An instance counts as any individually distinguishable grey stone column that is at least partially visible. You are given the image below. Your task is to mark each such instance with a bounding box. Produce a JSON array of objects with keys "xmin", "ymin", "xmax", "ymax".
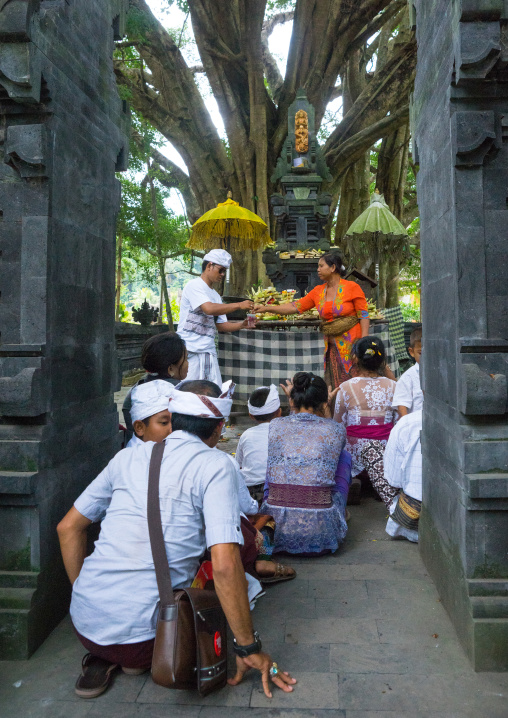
[
  {"xmin": 413, "ymin": 0, "xmax": 508, "ymax": 671},
  {"xmin": 0, "ymin": 1, "xmax": 129, "ymax": 658}
]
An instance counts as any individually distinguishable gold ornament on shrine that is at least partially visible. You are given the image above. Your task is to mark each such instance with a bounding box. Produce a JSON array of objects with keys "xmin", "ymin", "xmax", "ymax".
[{"xmin": 294, "ymin": 109, "xmax": 308, "ymax": 153}]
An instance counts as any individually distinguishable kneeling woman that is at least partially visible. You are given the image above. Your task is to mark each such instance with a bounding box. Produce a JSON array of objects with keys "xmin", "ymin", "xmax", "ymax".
[{"xmin": 260, "ymin": 373, "xmax": 349, "ymax": 556}]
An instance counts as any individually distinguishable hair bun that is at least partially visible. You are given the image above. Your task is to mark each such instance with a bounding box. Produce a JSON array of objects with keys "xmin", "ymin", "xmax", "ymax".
[{"xmin": 293, "ymin": 372, "xmax": 312, "ymax": 390}]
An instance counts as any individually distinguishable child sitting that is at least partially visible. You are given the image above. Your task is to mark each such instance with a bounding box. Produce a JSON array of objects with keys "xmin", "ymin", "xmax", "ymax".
[
  {"xmin": 236, "ymin": 385, "xmax": 282, "ymax": 502},
  {"xmin": 127, "ymin": 380, "xmax": 174, "ymax": 447},
  {"xmin": 384, "ymin": 409, "xmax": 423, "ymax": 542},
  {"xmin": 392, "ymin": 327, "xmax": 423, "ymax": 416},
  {"xmin": 123, "ymin": 332, "xmax": 188, "ymax": 441}
]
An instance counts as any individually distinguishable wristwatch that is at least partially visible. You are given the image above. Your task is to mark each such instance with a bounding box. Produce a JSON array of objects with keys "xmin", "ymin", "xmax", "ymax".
[{"xmin": 233, "ymin": 631, "xmax": 262, "ymax": 657}]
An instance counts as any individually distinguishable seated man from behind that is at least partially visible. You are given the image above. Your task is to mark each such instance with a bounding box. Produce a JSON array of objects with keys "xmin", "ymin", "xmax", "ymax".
[
  {"xmin": 384, "ymin": 409, "xmax": 423, "ymax": 543},
  {"xmin": 236, "ymin": 385, "xmax": 282, "ymax": 502},
  {"xmin": 392, "ymin": 327, "xmax": 423, "ymax": 417},
  {"xmin": 57, "ymin": 382, "xmax": 296, "ymax": 700}
]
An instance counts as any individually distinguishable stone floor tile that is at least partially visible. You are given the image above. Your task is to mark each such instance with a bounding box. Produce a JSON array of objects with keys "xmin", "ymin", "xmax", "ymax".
[
  {"xmin": 338, "ymin": 673, "xmax": 508, "ymax": 714},
  {"xmin": 287, "ymin": 563, "xmax": 355, "ymax": 581},
  {"xmin": 135, "ymin": 674, "xmax": 254, "ymax": 706},
  {"xmin": 345, "ymin": 713, "xmax": 476, "ymax": 718},
  {"xmin": 254, "ymin": 596, "xmax": 317, "ymax": 619},
  {"xmin": 375, "ymin": 618, "xmax": 457, "ymax": 647},
  {"xmin": 250, "ymin": 671, "xmax": 339, "ymax": 709},
  {"xmin": 260, "ymin": 642, "xmax": 330, "ymax": 673},
  {"xmin": 0, "ymin": 698, "xmax": 92, "ymax": 718},
  {"xmin": 339, "ymin": 540, "xmax": 420, "ymax": 566},
  {"xmin": 351, "ymin": 564, "xmax": 428, "ymax": 580},
  {"xmin": 88, "ymin": 704, "xmax": 201, "ymax": 717},
  {"xmin": 250, "ymin": 611, "xmax": 286, "ymax": 644},
  {"xmin": 285, "ymin": 617, "xmax": 379, "ymax": 645},
  {"xmin": 329, "ymin": 640, "xmax": 471, "ymax": 675},
  {"xmin": 201, "ymin": 709, "xmax": 345, "ymax": 718},
  {"xmin": 309, "ymin": 579, "xmax": 367, "ymax": 601},
  {"xmin": 366, "ymin": 579, "xmax": 439, "ymax": 601},
  {"xmin": 262, "ymin": 578, "xmax": 309, "ymax": 600},
  {"xmin": 315, "ymin": 598, "xmax": 385, "ymax": 619}
]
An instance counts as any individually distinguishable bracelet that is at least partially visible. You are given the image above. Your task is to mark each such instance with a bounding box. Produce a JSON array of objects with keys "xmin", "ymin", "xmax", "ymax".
[{"xmin": 233, "ymin": 631, "xmax": 262, "ymax": 657}]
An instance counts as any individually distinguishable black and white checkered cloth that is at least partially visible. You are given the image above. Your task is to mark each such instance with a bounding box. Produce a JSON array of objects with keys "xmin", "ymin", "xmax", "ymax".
[
  {"xmin": 382, "ymin": 306, "xmax": 409, "ymax": 363},
  {"xmin": 218, "ymin": 323, "xmax": 399, "ymax": 404}
]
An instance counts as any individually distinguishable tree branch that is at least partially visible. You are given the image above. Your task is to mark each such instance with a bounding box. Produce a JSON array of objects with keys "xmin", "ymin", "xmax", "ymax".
[
  {"xmin": 260, "ymin": 12, "xmax": 294, "ymax": 103},
  {"xmin": 327, "ymin": 103, "xmax": 410, "ymax": 180}
]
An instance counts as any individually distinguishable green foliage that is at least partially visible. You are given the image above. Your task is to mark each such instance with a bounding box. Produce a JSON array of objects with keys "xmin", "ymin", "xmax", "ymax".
[
  {"xmin": 400, "ymin": 302, "xmax": 420, "ymax": 322},
  {"xmin": 266, "ymin": 0, "xmax": 295, "ymax": 11}
]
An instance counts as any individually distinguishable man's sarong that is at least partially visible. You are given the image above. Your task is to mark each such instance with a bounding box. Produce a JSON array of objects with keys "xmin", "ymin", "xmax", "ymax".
[
  {"xmin": 391, "ymin": 491, "xmax": 421, "ymax": 532},
  {"xmin": 187, "ymin": 351, "xmax": 222, "ymax": 385}
]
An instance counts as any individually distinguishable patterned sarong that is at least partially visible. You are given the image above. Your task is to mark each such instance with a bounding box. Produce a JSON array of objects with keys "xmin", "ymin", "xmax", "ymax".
[{"xmin": 391, "ymin": 491, "xmax": 421, "ymax": 531}]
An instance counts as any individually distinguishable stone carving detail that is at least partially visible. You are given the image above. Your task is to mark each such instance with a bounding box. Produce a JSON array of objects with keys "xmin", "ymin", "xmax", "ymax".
[
  {"xmin": 452, "ymin": 110, "xmax": 497, "ymax": 165},
  {"xmin": 0, "ymin": 0, "xmax": 42, "ymax": 102},
  {"xmin": 0, "ymin": 366, "xmax": 48, "ymax": 416},
  {"xmin": 4, "ymin": 123, "xmax": 47, "ymax": 176},
  {"xmin": 456, "ymin": 21, "xmax": 501, "ymax": 81},
  {"xmin": 294, "ymin": 109, "xmax": 308, "ymax": 153},
  {"xmin": 460, "ymin": 363, "xmax": 507, "ymax": 415}
]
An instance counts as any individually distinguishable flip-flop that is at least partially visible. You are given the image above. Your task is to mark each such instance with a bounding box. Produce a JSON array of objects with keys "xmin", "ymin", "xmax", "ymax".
[
  {"xmin": 259, "ymin": 563, "xmax": 296, "ymax": 585},
  {"xmin": 75, "ymin": 653, "xmax": 119, "ymax": 698}
]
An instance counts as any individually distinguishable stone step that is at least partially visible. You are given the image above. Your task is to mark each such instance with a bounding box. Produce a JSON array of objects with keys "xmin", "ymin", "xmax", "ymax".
[
  {"xmin": 0, "ymin": 587, "xmax": 34, "ymax": 610},
  {"xmin": 470, "ymin": 596, "xmax": 508, "ymax": 619},
  {"xmin": 467, "ymin": 579, "xmax": 508, "ymax": 597},
  {"xmin": 0, "ymin": 470, "xmax": 38, "ymax": 494},
  {"xmin": 0, "ymin": 607, "xmax": 30, "ymax": 659},
  {"xmin": 0, "ymin": 571, "xmax": 39, "ymax": 588},
  {"xmin": 0, "ymin": 440, "xmax": 39, "ymax": 473}
]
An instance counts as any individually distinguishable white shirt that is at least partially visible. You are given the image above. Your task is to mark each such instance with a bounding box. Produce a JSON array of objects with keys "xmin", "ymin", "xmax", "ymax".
[
  {"xmin": 71, "ymin": 432, "xmax": 242, "ymax": 645},
  {"xmin": 226, "ymin": 454, "xmax": 259, "ymax": 515},
  {"xmin": 177, "ymin": 277, "xmax": 227, "ymax": 354},
  {"xmin": 236, "ymin": 422, "xmax": 270, "ymax": 487},
  {"xmin": 392, "ymin": 363, "xmax": 423, "ymax": 413},
  {"xmin": 383, "ymin": 410, "xmax": 422, "ymax": 501}
]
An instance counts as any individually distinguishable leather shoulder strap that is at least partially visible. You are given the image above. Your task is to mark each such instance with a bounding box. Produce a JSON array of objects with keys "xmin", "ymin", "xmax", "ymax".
[{"xmin": 147, "ymin": 441, "xmax": 175, "ymax": 607}]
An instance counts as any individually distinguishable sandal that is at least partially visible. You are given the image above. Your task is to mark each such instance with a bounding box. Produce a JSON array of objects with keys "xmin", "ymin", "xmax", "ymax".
[
  {"xmin": 75, "ymin": 653, "xmax": 119, "ymax": 698},
  {"xmin": 259, "ymin": 562, "xmax": 296, "ymax": 585}
]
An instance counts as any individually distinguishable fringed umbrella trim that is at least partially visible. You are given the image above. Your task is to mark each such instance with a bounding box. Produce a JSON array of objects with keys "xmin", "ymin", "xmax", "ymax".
[{"xmin": 186, "ymin": 218, "xmax": 271, "ymax": 251}]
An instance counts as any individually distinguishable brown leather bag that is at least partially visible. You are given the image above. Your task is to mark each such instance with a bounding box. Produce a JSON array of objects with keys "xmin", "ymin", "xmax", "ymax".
[{"xmin": 147, "ymin": 441, "xmax": 227, "ymax": 696}]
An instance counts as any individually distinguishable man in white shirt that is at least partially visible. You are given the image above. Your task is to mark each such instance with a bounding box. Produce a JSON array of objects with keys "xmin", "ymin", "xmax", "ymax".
[
  {"xmin": 384, "ymin": 409, "xmax": 423, "ymax": 542},
  {"xmin": 392, "ymin": 327, "xmax": 423, "ymax": 416},
  {"xmin": 177, "ymin": 249, "xmax": 254, "ymax": 385},
  {"xmin": 57, "ymin": 382, "xmax": 296, "ymax": 699},
  {"xmin": 236, "ymin": 385, "xmax": 282, "ymax": 501}
]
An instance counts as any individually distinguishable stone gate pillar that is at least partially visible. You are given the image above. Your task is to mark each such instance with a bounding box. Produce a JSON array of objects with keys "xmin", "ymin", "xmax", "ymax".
[
  {"xmin": 413, "ymin": 0, "xmax": 508, "ymax": 670},
  {"xmin": 0, "ymin": 0, "xmax": 129, "ymax": 658}
]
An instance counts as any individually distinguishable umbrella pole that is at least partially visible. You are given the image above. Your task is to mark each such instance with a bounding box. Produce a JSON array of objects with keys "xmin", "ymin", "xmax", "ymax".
[{"xmin": 375, "ymin": 231, "xmax": 380, "ymax": 306}]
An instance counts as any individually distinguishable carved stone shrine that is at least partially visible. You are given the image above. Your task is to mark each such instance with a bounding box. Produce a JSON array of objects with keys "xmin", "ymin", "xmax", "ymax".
[
  {"xmin": 264, "ymin": 88, "xmax": 332, "ymax": 296},
  {"xmin": 0, "ymin": 0, "xmax": 129, "ymax": 658},
  {"xmin": 413, "ymin": 0, "xmax": 508, "ymax": 670}
]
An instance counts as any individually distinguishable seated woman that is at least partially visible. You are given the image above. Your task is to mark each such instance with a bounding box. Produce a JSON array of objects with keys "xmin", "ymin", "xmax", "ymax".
[
  {"xmin": 260, "ymin": 372, "xmax": 348, "ymax": 556},
  {"xmin": 333, "ymin": 336, "xmax": 398, "ymax": 506}
]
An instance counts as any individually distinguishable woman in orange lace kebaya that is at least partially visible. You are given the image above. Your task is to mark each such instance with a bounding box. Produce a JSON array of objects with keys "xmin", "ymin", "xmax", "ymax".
[{"xmin": 253, "ymin": 253, "xmax": 370, "ymax": 388}]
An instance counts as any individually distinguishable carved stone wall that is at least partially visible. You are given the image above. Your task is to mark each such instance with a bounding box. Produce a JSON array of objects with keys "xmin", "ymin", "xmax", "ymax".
[
  {"xmin": 0, "ymin": 0, "xmax": 129, "ymax": 658},
  {"xmin": 413, "ymin": 0, "xmax": 508, "ymax": 671}
]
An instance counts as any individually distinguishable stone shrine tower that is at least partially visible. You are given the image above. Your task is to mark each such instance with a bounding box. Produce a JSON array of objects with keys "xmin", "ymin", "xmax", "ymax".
[{"xmin": 263, "ymin": 89, "xmax": 332, "ymax": 296}]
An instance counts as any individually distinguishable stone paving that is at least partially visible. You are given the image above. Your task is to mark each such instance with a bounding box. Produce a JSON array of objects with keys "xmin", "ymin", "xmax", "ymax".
[{"xmin": 1, "ymin": 405, "xmax": 508, "ymax": 717}]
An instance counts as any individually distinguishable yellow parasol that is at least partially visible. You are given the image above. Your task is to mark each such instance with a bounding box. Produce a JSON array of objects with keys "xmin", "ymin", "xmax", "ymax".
[{"xmin": 186, "ymin": 197, "xmax": 271, "ymax": 252}]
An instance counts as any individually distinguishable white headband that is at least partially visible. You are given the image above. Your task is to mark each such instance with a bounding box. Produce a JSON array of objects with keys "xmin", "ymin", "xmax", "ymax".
[
  {"xmin": 203, "ymin": 249, "xmax": 232, "ymax": 268},
  {"xmin": 130, "ymin": 380, "xmax": 175, "ymax": 423},
  {"xmin": 247, "ymin": 384, "xmax": 280, "ymax": 416},
  {"xmin": 168, "ymin": 381, "xmax": 235, "ymax": 420}
]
